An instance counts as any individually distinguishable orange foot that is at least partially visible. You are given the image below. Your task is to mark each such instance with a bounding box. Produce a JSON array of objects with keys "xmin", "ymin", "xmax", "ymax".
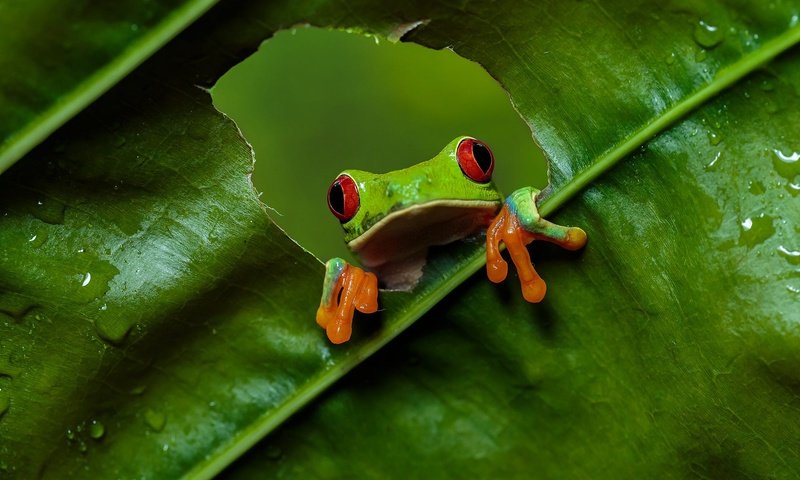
[
  {"xmin": 486, "ymin": 187, "xmax": 587, "ymax": 302},
  {"xmin": 316, "ymin": 258, "xmax": 378, "ymax": 344}
]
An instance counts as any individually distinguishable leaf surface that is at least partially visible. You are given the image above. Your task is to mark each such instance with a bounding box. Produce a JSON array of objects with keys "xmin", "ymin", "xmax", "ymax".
[
  {"xmin": 0, "ymin": 1, "xmax": 798, "ymax": 479},
  {"xmin": 0, "ymin": 0, "xmax": 219, "ymax": 173}
]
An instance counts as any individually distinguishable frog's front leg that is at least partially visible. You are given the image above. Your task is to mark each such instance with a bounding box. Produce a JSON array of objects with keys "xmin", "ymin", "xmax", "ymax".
[
  {"xmin": 486, "ymin": 187, "xmax": 587, "ymax": 302},
  {"xmin": 316, "ymin": 258, "xmax": 378, "ymax": 344}
]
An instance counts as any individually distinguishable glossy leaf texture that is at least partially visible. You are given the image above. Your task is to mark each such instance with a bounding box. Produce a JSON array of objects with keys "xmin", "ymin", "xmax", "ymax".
[
  {"xmin": 229, "ymin": 52, "xmax": 800, "ymax": 480},
  {"xmin": 0, "ymin": 1, "xmax": 798, "ymax": 479},
  {"xmin": 0, "ymin": 0, "xmax": 219, "ymax": 173}
]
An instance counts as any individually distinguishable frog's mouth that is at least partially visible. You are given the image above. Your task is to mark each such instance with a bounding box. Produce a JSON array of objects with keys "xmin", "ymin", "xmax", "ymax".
[{"xmin": 348, "ymin": 199, "xmax": 500, "ymax": 290}]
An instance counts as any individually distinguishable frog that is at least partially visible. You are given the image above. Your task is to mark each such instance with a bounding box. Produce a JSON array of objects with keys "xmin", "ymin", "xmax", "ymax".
[{"xmin": 316, "ymin": 136, "xmax": 587, "ymax": 344}]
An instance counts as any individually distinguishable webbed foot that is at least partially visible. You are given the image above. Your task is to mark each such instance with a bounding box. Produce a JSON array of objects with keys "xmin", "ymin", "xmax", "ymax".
[
  {"xmin": 316, "ymin": 258, "xmax": 378, "ymax": 344},
  {"xmin": 486, "ymin": 187, "xmax": 587, "ymax": 302}
]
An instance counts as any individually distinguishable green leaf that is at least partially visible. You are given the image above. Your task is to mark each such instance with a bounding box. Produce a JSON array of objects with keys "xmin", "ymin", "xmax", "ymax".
[
  {"xmin": 0, "ymin": 0, "xmax": 219, "ymax": 174},
  {"xmin": 1, "ymin": 1, "xmax": 799, "ymax": 479},
  {"xmin": 224, "ymin": 1, "xmax": 800, "ymax": 478}
]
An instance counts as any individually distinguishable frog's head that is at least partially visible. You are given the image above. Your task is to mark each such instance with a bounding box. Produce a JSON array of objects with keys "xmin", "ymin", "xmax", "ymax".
[{"xmin": 326, "ymin": 136, "xmax": 504, "ymax": 272}]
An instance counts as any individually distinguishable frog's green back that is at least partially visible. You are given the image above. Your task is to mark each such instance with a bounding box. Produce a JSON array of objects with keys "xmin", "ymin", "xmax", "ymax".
[{"xmin": 337, "ymin": 136, "xmax": 504, "ymax": 243}]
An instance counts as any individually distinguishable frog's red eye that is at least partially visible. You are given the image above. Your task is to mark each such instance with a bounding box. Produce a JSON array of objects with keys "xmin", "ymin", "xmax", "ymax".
[
  {"xmin": 457, "ymin": 138, "xmax": 494, "ymax": 183},
  {"xmin": 327, "ymin": 174, "xmax": 360, "ymax": 222}
]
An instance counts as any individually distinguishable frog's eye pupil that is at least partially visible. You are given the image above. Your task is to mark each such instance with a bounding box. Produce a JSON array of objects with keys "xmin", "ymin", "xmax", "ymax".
[
  {"xmin": 456, "ymin": 138, "xmax": 494, "ymax": 183},
  {"xmin": 327, "ymin": 174, "xmax": 359, "ymax": 222},
  {"xmin": 472, "ymin": 143, "xmax": 492, "ymax": 173},
  {"xmin": 329, "ymin": 182, "xmax": 345, "ymax": 213}
]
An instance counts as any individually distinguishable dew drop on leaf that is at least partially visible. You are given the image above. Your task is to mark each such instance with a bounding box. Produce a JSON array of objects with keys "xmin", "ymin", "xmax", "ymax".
[
  {"xmin": 748, "ymin": 180, "xmax": 766, "ymax": 195},
  {"xmin": 693, "ymin": 20, "xmax": 724, "ymax": 48},
  {"xmin": 74, "ymin": 260, "xmax": 120, "ymax": 303},
  {"xmin": 695, "ymin": 49, "xmax": 707, "ymax": 62},
  {"xmin": 28, "ymin": 227, "xmax": 47, "ymax": 248},
  {"xmin": 739, "ymin": 214, "xmax": 776, "ymax": 248},
  {"xmin": 145, "ymin": 409, "xmax": 166, "ymax": 432},
  {"xmin": 772, "ymin": 149, "xmax": 799, "ymax": 182},
  {"xmin": 704, "ymin": 151, "xmax": 722, "ymax": 171},
  {"xmin": 94, "ymin": 316, "xmax": 133, "ymax": 345},
  {"xmin": 89, "ymin": 420, "xmax": 105, "ymax": 439},
  {"xmin": 30, "ymin": 197, "xmax": 65, "ymax": 225},
  {"xmin": 777, "ymin": 246, "xmax": 800, "ymax": 266}
]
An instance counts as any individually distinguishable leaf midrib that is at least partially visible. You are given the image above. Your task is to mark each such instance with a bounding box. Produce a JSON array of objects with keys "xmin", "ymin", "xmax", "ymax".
[
  {"xmin": 0, "ymin": 0, "xmax": 221, "ymax": 176},
  {"xmin": 542, "ymin": 24, "xmax": 800, "ymax": 216},
  {"xmin": 186, "ymin": 23, "xmax": 800, "ymax": 480}
]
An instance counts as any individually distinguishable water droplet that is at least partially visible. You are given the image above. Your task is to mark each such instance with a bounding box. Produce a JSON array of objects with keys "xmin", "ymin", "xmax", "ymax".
[
  {"xmin": 30, "ymin": 197, "xmax": 65, "ymax": 225},
  {"xmin": 778, "ymin": 246, "xmax": 800, "ymax": 266},
  {"xmin": 761, "ymin": 79, "xmax": 775, "ymax": 91},
  {"xmin": 694, "ymin": 49, "xmax": 707, "ymax": 62},
  {"xmin": 705, "ymin": 151, "xmax": 722, "ymax": 171},
  {"xmin": 145, "ymin": 409, "xmax": 166, "ymax": 432},
  {"xmin": 74, "ymin": 259, "xmax": 120, "ymax": 304},
  {"xmin": 708, "ymin": 131, "xmax": 722, "ymax": 145},
  {"xmin": 666, "ymin": 53, "xmax": 676, "ymax": 65},
  {"xmin": 66, "ymin": 428, "xmax": 75, "ymax": 440},
  {"xmin": 95, "ymin": 316, "xmax": 133, "ymax": 345},
  {"xmin": 27, "ymin": 227, "xmax": 47, "ymax": 248},
  {"xmin": 748, "ymin": 180, "xmax": 766, "ymax": 195},
  {"xmin": 89, "ymin": 420, "xmax": 105, "ymax": 439},
  {"xmin": 162, "ymin": 443, "xmax": 170, "ymax": 452},
  {"xmin": 113, "ymin": 135, "xmax": 126, "ymax": 147},
  {"xmin": 772, "ymin": 149, "xmax": 799, "ymax": 182},
  {"xmin": 131, "ymin": 23, "xmax": 139, "ymax": 31},
  {"xmin": 788, "ymin": 285, "xmax": 800, "ymax": 294},
  {"xmin": 78, "ymin": 440, "xmax": 88, "ymax": 453},
  {"xmin": 694, "ymin": 20, "xmax": 724, "ymax": 48},
  {"xmin": 0, "ymin": 297, "xmax": 37, "ymax": 324},
  {"xmin": 739, "ymin": 214, "xmax": 775, "ymax": 248}
]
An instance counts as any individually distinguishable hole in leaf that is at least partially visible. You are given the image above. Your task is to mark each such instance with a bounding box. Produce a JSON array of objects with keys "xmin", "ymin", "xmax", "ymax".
[{"xmin": 212, "ymin": 26, "xmax": 544, "ymax": 263}]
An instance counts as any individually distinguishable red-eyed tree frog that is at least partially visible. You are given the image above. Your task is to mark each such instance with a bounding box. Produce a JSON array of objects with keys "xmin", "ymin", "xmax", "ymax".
[{"xmin": 316, "ymin": 136, "xmax": 587, "ymax": 344}]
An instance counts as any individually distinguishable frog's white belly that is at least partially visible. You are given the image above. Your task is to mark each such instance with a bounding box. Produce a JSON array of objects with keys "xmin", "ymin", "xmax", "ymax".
[{"xmin": 348, "ymin": 200, "xmax": 499, "ymax": 290}]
